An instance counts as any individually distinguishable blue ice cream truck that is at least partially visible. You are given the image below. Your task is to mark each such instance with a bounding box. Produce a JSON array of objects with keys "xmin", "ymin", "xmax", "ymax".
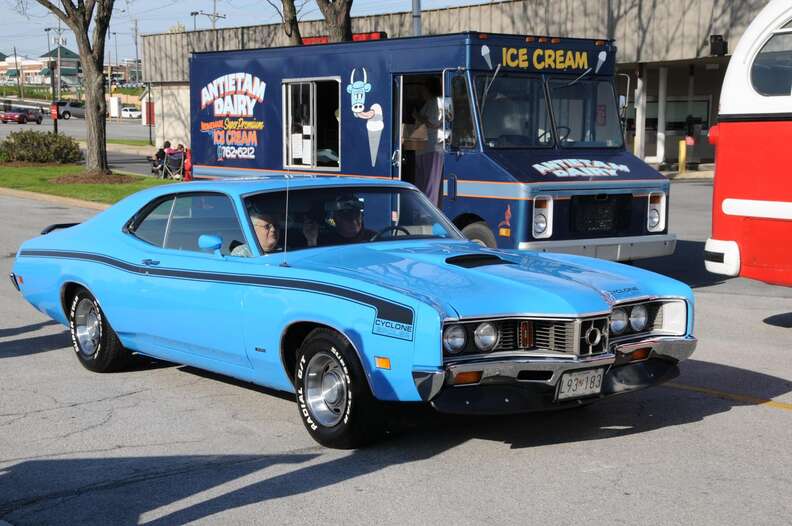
[{"xmin": 190, "ymin": 32, "xmax": 675, "ymax": 259}]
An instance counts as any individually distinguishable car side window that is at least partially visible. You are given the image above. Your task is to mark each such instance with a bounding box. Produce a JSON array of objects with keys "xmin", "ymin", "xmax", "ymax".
[
  {"xmin": 751, "ymin": 31, "xmax": 792, "ymax": 96},
  {"xmin": 130, "ymin": 197, "xmax": 175, "ymax": 247},
  {"xmin": 163, "ymin": 193, "xmax": 246, "ymax": 255}
]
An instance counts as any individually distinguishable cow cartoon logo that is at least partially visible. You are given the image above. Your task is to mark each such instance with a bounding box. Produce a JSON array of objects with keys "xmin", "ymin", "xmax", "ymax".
[{"xmin": 346, "ymin": 67, "xmax": 383, "ymax": 167}]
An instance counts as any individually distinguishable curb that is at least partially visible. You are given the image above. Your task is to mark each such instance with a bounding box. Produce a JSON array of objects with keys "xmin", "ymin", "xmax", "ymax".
[
  {"xmin": 78, "ymin": 141, "xmax": 153, "ymax": 157},
  {"xmin": 0, "ymin": 187, "xmax": 109, "ymax": 211}
]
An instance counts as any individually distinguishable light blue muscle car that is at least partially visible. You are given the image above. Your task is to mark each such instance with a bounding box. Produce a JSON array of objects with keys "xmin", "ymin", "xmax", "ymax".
[{"xmin": 11, "ymin": 177, "xmax": 696, "ymax": 448}]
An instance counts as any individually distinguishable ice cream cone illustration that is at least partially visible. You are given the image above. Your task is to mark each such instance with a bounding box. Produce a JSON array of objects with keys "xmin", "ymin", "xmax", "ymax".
[
  {"xmin": 481, "ymin": 45, "xmax": 493, "ymax": 69},
  {"xmin": 595, "ymin": 50, "xmax": 607, "ymax": 73},
  {"xmin": 366, "ymin": 103, "xmax": 384, "ymax": 167}
]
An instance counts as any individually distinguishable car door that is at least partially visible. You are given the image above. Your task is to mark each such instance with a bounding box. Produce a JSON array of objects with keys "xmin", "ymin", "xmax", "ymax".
[{"xmin": 126, "ymin": 191, "xmax": 252, "ymax": 369}]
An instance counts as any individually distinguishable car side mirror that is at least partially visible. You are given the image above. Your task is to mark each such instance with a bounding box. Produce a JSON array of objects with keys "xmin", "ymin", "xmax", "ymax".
[{"xmin": 198, "ymin": 234, "xmax": 223, "ymax": 256}]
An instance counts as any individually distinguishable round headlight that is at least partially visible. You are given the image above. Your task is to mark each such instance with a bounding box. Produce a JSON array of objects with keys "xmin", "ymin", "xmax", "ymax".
[
  {"xmin": 443, "ymin": 325, "xmax": 467, "ymax": 354},
  {"xmin": 648, "ymin": 208, "xmax": 661, "ymax": 228},
  {"xmin": 473, "ymin": 322, "xmax": 499, "ymax": 352},
  {"xmin": 534, "ymin": 213, "xmax": 547, "ymax": 234},
  {"xmin": 610, "ymin": 308, "xmax": 628, "ymax": 335},
  {"xmin": 629, "ymin": 304, "xmax": 649, "ymax": 332}
]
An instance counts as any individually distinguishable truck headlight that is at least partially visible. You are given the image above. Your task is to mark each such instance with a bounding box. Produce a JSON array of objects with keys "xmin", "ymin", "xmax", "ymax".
[
  {"xmin": 532, "ymin": 196, "xmax": 553, "ymax": 239},
  {"xmin": 533, "ymin": 213, "xmax": 547, "ymax": 234},
  {"xmin": 443, "ymin": 325, "xmax": 467, "ymax": 354},
  {"xmin": 473, "ymin": 322, "xmax": 499, "ymax": 352},
  {"xmin": 629, "ymin": 304, "xmax": 648, "ymax": 332},
  {"xmin": 647, "ymin": 192, "xmax": 666, "ymax": 232},
  {"xmin": 610, "ymin": 308, "xmax": 628, "ymax": 335},
  {"xmin": 648, "ymin": 208, "xmax": 661, "ymax": 228}
]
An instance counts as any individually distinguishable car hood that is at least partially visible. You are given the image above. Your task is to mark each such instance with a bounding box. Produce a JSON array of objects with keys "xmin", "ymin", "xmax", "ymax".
[{"xmin": 293, "ymin": 241, "xmax": 689, "ymax": 319}]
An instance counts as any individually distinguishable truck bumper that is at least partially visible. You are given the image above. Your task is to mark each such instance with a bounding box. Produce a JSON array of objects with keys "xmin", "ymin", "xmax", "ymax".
[
  {"xmin": 412, "ymin": 336, "xmax": 696, "ymax": 415},
  {"xmin": 517, "ymin": 234, "xmax": 676, "ymax": 261},
  {"xmin": 704, "ymin": 238, "xmax": 740, "ymax": 276}
]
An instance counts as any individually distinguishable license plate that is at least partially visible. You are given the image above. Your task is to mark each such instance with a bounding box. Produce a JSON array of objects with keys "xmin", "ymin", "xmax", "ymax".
[{"xmin": 557, "ymin": 368, "xmax": 604, "ymax": 401}]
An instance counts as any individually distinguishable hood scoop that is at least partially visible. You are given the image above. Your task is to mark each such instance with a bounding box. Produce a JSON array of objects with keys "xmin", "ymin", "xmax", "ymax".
[{"xmin": 445, "ymin": 253, "xmax": 512, "ymax": 269}]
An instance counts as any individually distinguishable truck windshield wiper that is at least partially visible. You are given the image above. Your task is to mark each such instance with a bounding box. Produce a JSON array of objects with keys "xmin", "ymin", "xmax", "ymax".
[
  {"xmin": 553, "ymin": 67, "xmax": 592, "ymax": 90},
  {"xmin": 479, "ymin": 63, "xmax": 502, "ymax": 115}
]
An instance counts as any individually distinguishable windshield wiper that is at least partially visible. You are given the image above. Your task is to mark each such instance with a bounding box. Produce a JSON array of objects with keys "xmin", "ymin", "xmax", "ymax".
[
  {"xmin": 553, "ymin": 67, "xmax": 592, "ymax": 90},
  {"xmin": 479, "ymin": 63, "xmax": 502, "ymax": 115}
]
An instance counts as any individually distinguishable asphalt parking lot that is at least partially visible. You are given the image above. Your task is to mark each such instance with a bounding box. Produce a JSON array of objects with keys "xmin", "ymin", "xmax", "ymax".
[
  {"xmin": 0, "ymin": 117, "xmax": 151, "ymax": 142},
  {"xmin": 1, "ymin": 180, "xmax": 791, "ymax": 525}
]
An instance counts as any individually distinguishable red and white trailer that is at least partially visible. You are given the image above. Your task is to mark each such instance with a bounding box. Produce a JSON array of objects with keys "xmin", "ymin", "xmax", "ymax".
[{"xmin": 706, "ymin": 0, "xmax": 792, "ymax": 286}]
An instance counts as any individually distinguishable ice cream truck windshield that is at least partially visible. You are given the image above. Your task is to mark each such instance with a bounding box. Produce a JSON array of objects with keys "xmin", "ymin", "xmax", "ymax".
[{"xmin": 475, "ymin": 73, "xmax": 624, "ymax": 149}]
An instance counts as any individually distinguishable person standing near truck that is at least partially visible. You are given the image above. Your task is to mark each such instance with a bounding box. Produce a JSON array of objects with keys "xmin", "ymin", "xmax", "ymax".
[{"xmin": 413, "ymin": 81, "xmax": 445, "ymax": 205}]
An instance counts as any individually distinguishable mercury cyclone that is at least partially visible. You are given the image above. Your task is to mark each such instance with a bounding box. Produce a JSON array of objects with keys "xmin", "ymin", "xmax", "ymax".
[{"xmin": 10, "ymin": 177, "xmax": 696, "ymax": 448}]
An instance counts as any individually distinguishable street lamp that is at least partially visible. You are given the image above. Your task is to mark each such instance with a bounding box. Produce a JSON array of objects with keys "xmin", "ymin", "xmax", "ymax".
[{"xmin": 191, "ymin": 11, "xmax": 199, "ymax": 31}]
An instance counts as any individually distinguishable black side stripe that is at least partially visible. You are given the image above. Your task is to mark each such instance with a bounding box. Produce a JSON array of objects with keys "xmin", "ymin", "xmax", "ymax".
[{"xmin": 19, "ymin": 249, "xmax": 414, "ymax": 325}]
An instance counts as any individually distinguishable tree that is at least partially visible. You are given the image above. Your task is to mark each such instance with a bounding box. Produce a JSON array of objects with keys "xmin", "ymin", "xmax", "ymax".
[
  {"xmin": 167, "ymin": 22, "xmax": 187, "ymax": 34},
  {"xmin": 266, "ymin": 0, "xmax": 306, "ymax": 46},
  {"xmin": 17, "ymin": 0, "xmax": 116, "ymax": 173},
  {"xmin": 316, "ymin": 0, "xmax": 353, "ymax": 43}
]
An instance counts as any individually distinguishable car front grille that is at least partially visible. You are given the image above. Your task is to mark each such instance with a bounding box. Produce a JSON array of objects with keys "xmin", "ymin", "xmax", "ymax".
[{"xmin": 495, "ymin": 319, "xmax": 577, "ymax": 354}]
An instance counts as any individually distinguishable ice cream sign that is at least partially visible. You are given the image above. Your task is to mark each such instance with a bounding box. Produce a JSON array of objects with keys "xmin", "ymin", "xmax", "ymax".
[
  {"xmin": 480, "ymin": 45, "xmax": 608, "ymax": 73},
  {"xmin": 199, "ymin": 72, "xmax": 266, "ymax": 161}
]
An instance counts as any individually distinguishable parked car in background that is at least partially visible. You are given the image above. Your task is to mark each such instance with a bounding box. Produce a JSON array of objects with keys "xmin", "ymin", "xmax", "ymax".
[
  {"xmin": 121, "ymin": 106, "xmax": 142, "ymax": 119},
  {"xmin": 11, "ymin": 177, "xmax": 697, "ymax": 448},
  {"xmin": 0, "ymin": 108, "xmax": 42, "ymax": 124},
  {"xmin": 55, "ymin": 100, "xmax": 85, "ymax": 119}
]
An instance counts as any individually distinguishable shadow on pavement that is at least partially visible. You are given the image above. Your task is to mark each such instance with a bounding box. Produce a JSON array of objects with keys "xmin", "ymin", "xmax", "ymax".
[
  {"xmin": 0, "ymin": 320, "xmax": 58, "ymax": 339},
  {"xmin": 763, "ymin": 312, "xmax": 792, "ymax": 329},
  {"xmin": 1, "ymin": 359, "xmax": 780, "ymax": 525},
  {"xmin": 635, "ymin": 240, "xmax": 731, "ymax": 289},
  {"xmin": 0, "ymin": 330, "xmax": 71, "ymax": 358}
]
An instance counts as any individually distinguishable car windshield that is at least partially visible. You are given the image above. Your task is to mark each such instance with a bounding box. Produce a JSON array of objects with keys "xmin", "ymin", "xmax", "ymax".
[
  {"xmin": 475, "ymin": 74, "xmax": 554, "ymax": 148},
  {"xmin": 242, "ymin": 186, "xmax": 461, "ymax": 253},
  {"xmin": 547, "ymin": 78, "xmax": 623, "ymax": 148}
]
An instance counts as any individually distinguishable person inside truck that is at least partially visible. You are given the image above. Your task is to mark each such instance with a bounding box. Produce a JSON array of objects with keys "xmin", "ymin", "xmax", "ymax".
[{"xmin": 412, "ymin": 80, "xmax": 445, "ymax": 206}]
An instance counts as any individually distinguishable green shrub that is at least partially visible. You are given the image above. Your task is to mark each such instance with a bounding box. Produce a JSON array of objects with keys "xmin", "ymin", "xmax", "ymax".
[{"xmin": 0, "ymin": 130, "xmax": 82, "ymax": 163}]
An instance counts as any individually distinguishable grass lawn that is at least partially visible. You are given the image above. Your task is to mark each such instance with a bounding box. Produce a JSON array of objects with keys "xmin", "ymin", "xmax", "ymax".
[
  {"xmin": 106, "ymin": 138, "xmax": 154, "ymax": 147},
  {"xmin": 0, "ymin": 164, "xmax": 170, "ymax": 204}
]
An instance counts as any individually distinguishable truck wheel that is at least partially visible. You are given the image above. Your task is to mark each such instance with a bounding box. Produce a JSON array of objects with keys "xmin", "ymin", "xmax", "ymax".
[
  {"xmin": 294, "ymin": 328, "xmax": 384, "ymax": 449},
  {"xmin": 62, "ymin": 111, "xmax": 71, "ymax": 120},
  {"xmin": 36, "ymin": 118, "xmax": 42, "ymax": 125},
  {"xmin": 68, "ymin": 288, "xmax": 130, "ymax": 373},
  {"xmin": 461, "ymin": 221, "xmax": 497, "ymax": 248}
]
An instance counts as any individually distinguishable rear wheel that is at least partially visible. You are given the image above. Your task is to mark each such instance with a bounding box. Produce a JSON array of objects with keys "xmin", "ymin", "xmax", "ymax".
[
  {"xmin": 62, "ymin": 111, "xmax": 71, "ymax": 120},
  {"xmin": 461, "ymin": 221, "xmax": 497, "ymax": 248},
  {"xmin": 68, "ymin": 288, "xmax": 130, "ymax": 373},
  {"xmin": 294, "ymin": 328, "xmax": 384, "ymax": 448}
]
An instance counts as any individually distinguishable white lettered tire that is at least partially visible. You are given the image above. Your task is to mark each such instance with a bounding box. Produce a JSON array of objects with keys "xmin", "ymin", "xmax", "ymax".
[
  {"xmin": 295, "ymin": 328, "xmax": 384, "ymax": 448},
  {"xmin": 68, "ymin": 288, "xmax": 130, "ymax": 373}
]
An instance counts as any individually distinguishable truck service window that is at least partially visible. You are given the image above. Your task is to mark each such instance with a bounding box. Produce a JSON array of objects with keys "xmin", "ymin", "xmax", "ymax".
[
  {"xmin": 548, "ymin": 79, "xmax": 623, "ymax": 148},
  {"xmin": 475, "ymin": 74, "xmax": 553, "ymax": 148},
  {"xmin": 284, "ymin": 79, "xmax": 341, "ymax": 168}
]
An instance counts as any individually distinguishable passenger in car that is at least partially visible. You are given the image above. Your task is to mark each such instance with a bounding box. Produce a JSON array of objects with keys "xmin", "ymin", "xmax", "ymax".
[
  {"xmin": 303, "ymin": 194, "xmax": 375, "ymax": 247},
  {"xmin": 231, "ymin": 210, "xmax": 280, "ymax": 257}
]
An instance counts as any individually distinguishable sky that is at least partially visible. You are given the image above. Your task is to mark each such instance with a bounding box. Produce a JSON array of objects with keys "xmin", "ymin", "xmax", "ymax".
[{"xmin": 2, "ymin": 0, "xmax": 492, "ymax": 62}]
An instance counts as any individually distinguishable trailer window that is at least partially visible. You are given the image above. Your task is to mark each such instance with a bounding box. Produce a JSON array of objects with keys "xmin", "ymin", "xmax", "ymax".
[
  {"xmin": 751, "ymin": 32, "xmax": 792, "ymax": 96},
  {"xmin": 475, "ymin": 74, "xmax": 553, "ymax": 148},
  {"xmin": 284, "ymin": 79, "xmax": 341, "ymax": 169},
  {"xmin": 548, "ymin": 79, "xmax": 623, "ymax": 148}
]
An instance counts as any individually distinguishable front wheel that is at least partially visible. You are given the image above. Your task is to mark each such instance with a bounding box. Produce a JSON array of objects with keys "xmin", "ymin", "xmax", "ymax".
[
  {"xmin": 295, "ymin": 328, "xmax": 384, "ymax": 448},
  {"xmin": 461, "ymin": 221, "xmax": 497, "ymax": 248},
  {"xmin": 62, "ymin": 111, "xmax": 71, "ymax": 120},
  {"xmin": 68, "ymin": 288, "xmax": 131, "ymax": 373}
]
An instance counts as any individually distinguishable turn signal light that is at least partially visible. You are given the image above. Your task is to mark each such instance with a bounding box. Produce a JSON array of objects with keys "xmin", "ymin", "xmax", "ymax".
[
  {"xmin": 628, "ymin": 348, "xmax": 652, "ymax": 362},
  {"xmin": 451, "ymin": 371, "xmax": 482, "ymax": 385},
  {"xmin": 375, "ymin": 356, "xmax": 391, "ymax": 370},
  {"xmin": 595, "ymin": 40, "xmax": 606, "ymax": 46},
  {"xmin": 478, "ymin": 33, "xmax": 489, "ymax": 40}
]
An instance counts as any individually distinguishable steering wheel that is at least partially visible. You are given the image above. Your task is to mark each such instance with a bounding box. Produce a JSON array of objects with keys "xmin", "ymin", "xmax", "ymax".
[
  {"xmin": 371, "ymin": 225, "xmax": 411, "ymax": 241},
  {"xmin": 556, "ymin": 126, "xmax": 572, "ymax": 142}
]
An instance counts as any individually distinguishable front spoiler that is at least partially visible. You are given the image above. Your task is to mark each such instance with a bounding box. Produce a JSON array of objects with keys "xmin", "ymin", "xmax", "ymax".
[
  {"xmin": 517, "ymin": 234, "xmax": 677, "ymax": 261},
  {"xmin": 412, "ymin": 336, "xmax": 696, "ymax": 415}
]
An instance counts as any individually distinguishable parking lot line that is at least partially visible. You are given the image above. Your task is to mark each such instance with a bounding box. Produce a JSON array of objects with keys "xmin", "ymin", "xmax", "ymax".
[{"xmin": 665, "ymin": 382, "xmax": 792, "ymax": 412}]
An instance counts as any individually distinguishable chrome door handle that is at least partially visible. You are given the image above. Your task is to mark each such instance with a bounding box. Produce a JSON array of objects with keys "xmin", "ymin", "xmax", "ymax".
[{"xmin": 141, "ymin": 259, "xmax": 160, "ymax": 266}]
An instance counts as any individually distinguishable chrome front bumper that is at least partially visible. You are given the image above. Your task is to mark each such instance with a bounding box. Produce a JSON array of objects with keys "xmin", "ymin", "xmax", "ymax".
[
  {"xmin": 517, "ymin": 234, "xmax": 677, "ymax": 261},
  {"xmin": 412, "ymin": 336, "xmax": 697, "ymax": 403}
]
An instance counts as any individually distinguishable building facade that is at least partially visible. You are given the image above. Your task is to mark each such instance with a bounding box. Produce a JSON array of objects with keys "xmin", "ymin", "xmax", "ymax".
[{"xmin": 142, "ymin": 0, "xmax": 770, "ymax": 164}]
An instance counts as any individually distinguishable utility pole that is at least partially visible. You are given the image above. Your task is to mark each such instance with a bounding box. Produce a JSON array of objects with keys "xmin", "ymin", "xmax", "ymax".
[
  {"xmin": 212, "ymin": 0, "xmax": 218, "ymax": 29},
  {"xmin": 56, "ymin": 18, "xmax": 62, "ymax": 100},
  {"xmin": 133, "ymin": 19, "xmax": 141, "ymax": 84},
  {"xmin": 112, "ymin": 32, "xmax": 119, "ymax": 83},
  {"xmin": 196, "ymin": 4, "xmax": 226, "ymax": 31},
  {"xmin": 412, "ymin": 0, "xmax": 421, "ymax": 36},
  {"xmin": 44, "ymin": 28, "xmax": 57, "ymax": 134},
  {"xmin": 12, "ymin": 45, "xmax": 23, "ymax": 99}
]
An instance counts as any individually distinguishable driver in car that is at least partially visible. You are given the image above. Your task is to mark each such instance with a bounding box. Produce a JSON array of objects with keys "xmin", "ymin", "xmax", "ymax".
[{"xmin": 303, "ymin": 195, "xmax": 375, "ymax": 247}]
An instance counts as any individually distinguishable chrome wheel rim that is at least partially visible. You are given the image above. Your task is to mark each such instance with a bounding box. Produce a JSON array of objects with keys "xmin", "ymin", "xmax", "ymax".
[
  {"xmin": 74, "ymin": 298, "xmax": 101, "ymax": 357},
  {"xmin": 304, "ymin": 351, "xmax": 348, "ymax": 427}
]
